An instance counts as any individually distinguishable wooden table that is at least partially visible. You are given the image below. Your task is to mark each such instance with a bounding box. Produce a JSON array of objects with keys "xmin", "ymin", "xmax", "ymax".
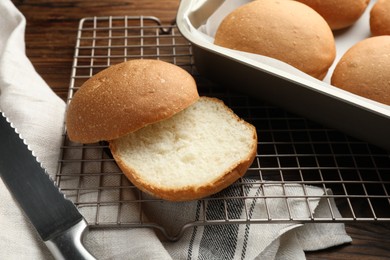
[{"xmin": 11, "ymin": 1, "xmax": 390, "ymax": 259}]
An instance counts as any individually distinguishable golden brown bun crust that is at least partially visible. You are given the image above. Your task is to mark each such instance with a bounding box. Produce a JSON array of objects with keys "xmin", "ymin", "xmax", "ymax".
[
  {"xmin": 112, "ymin": 144, "xmax": 257, "ymax": 201},
  {"xmin": 370, "ymin": 0, "xmax": 390, "ymax": 36},
  {"xmin": 66, "ymin": 59, "xmax": 199, "ymax": 143},
  {"xmin": 331, "ymin": 36, "xmax": 390, "ymax": 106},
  {"xmin": 214, "ymin": 0, "xmax": 336, "ymax": 80},
  {"xmin": 296, "ymin": 0, "xmax": 370, "ymax": 30}
]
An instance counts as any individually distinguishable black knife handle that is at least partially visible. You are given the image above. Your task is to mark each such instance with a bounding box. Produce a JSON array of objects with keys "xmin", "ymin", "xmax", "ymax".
[{"xmin": 45, "ymin": 219, "xmax": 96, "ymax": 260}]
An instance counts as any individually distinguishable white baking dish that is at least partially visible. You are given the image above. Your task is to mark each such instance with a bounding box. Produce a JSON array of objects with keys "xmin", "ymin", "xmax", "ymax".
[{"xmin": 176, "ymin": 0, "xmax": 390, "ymax": 150}]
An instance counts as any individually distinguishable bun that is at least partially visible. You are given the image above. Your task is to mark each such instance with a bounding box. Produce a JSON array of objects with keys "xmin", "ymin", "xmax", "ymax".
[
  {"xmin": 331, "ymin": 36, "xmax": 390, "ymax": 106},
  {"xmin": 109, "ymin": 97, "xmax": 257, "ymax": 201},
  {"xmin": 370, "ymin": 0, "xmax": 390, "ymax": 36},
  {"xmin": 66, "ymin": 60, "xmax": 257, "ymax": 201},
  {"xmin": 66, "ymin": 59, "xmax": 199, "ymax": 143},
  {"xmin": 295, "ymin": 0, "xmax": 370, "ymax": 30},
  {"xmin": 214, "ymin": 0, "xmax": 336, "ymax": 80}
]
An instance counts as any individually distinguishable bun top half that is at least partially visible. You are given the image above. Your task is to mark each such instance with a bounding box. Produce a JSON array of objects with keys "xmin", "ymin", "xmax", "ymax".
[{"xmin": 66, "ymin": 59, "xmax": 199, "ymax": 143}]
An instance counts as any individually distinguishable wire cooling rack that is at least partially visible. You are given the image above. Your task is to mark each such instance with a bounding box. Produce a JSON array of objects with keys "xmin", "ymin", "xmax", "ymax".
[{"xmin": 57, "ymin": 16, "xmax": 390, "ymax": 241}]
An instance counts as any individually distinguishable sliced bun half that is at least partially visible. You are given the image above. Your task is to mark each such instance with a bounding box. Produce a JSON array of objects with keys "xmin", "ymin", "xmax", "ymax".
[
  {"xmin": 66, "ymin": 59, "xmax": 199, "ymax": 143},
  {"xmin": 109, "ymin": 97, "xmax": 258, "ymax": 201}
]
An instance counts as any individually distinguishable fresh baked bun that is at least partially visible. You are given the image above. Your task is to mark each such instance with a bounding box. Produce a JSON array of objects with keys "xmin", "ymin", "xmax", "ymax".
[
  {"xmin": 109, "ymin": 97, "xmax": 257, "ymax": 201},
  {"xmin": 370, "ymin": 0, "xmax": 390, "ymax": 36},
  {"xmin": 214, "ymin": 0, "xmax": 336, "ymax": 80},
  {"xmin": 66, "ymin": 59, "xmax": 199, "ymax": 143},
  {"xmin": 295, "ymin": 0, "xmax": 370, "ymax": 30},
  {"xmin": 67, "ymin": 60, "xmax": 257, "ymax": 201},
  {"xmin": 331, "ymin": 36, "xmax": 390, "ymax": 106}
]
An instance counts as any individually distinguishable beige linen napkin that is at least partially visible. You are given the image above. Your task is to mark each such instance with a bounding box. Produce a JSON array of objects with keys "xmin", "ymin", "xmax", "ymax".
[{"xmin": 0, "ymin": 1, "xmax": 351, "ymax": 259}]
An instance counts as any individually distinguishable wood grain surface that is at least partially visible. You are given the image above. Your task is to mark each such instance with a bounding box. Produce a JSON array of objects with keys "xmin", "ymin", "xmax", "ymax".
[
  {"xmin": 11, "ymin": 0, "xmax": 390, "ymax": 259},
  {"xmin": 12, "ymin": 0, "xmax": 180, "ymax": 100}
]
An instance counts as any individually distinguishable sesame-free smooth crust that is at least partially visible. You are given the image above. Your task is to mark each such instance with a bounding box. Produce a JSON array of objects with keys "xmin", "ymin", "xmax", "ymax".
[
  {"xmin": 331, "ymin": 36, "xmax": 390, "ymax": 106},
  {"xmin": 66, "ymin": 59, "xmax": 199, "ymax": 143},
  {"xmin": 370, "ymin": 0, "xmax": 390, "ymax": 36},
  {"xmin": 214, "ymin": 0, "xmax": 336, "ymax": 80},
  {"xmin": 296, "ymin": 0, "xmax": 370, "ymax": 30}
]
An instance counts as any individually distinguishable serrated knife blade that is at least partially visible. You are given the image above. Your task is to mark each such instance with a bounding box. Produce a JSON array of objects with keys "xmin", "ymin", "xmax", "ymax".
[{"xmin": 0, "ymin": 113, "xmax": 95, "ymax": 260}]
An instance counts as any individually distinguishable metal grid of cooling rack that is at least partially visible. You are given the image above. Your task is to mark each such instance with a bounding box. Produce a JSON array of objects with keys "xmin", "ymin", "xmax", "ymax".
[{"xmin": 57, "ymin": 16, "xmax": 390, "ymax": 241}]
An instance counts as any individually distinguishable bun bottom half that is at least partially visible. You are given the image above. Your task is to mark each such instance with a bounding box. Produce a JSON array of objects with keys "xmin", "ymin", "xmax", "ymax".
[{"xmin": 110, "ymin": 97, "xmax": 258, "ymax": 201}]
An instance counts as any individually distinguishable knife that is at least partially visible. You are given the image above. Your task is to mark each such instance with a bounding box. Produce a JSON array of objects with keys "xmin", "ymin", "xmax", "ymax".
[{"xmin": 0, "ymin": 113, "xmax": 95, "ymax": 260}]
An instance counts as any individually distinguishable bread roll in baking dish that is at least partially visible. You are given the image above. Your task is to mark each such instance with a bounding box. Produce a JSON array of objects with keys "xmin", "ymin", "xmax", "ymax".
[
  {"xmin": 214, "ymin": 0, "xmax": 336, "ymax": 80},
  {"xmin": 295, "ymin": 0, "xmax": 370, "ymax": 30},
  {"xmin": 331, "ymin": 36, "xmax": 390, "ymax": 106},
  {"xmin": 370, "ymin": 0, "xmax": 390, "ymax": 36}
]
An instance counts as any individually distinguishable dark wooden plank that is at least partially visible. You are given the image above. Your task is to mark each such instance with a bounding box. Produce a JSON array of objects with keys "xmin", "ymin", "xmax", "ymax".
[
  {"xmin": 12, "ymin": 0, "xmax": 180, "ymax": 99},
  {"xmin": 307, "ymin": 222, "xmax": 390, "ymax": 259}
]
